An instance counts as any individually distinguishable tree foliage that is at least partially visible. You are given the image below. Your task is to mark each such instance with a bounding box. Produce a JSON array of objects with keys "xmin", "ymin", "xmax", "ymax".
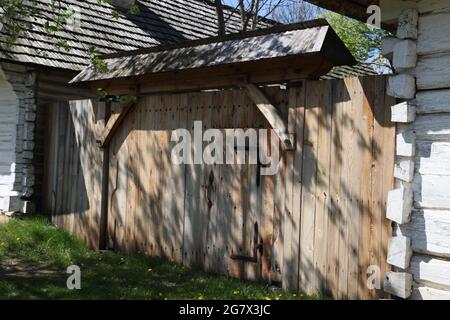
[{"xmin": 321, "ymin": 11, "xmax": 386, "ymax": 62}]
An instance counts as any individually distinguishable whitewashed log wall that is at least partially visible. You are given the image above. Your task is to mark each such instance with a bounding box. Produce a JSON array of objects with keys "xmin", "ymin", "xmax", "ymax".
[
  {"xmin": 0, "ymin": 63, "xmax": 37, "ymax": 214},
  {"xmin": 383, "ymin": 0, "xmax": 450, "ymax": 300}
]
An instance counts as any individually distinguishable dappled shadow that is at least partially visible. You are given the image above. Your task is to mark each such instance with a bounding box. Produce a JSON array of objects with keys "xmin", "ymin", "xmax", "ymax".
[
  {"xmin": 43, "ymin": 100, "xmax": 104, "ymax": 249},
  {"xmin": 46, "ymin": 75, "xmax": 395, "ymax": 300},
  {"xmin": 124, "ymin": 2, "xmax": 188, "ymax": 44}
]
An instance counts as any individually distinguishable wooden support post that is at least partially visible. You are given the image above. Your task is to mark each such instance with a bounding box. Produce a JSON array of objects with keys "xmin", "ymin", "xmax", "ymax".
[
  {"xmin": 99, "ymin": 101, "xmax": 111, "ymax": 250},
  {"xmin": 98, "ymin": 99, "xmax": 137, "ymax": 249},
  {"xmin": 245, "ymin": 83, "xmax": 295, "ymax": 150}
]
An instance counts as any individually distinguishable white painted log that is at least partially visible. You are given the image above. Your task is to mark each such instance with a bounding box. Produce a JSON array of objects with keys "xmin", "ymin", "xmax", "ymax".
[
  {"xmin": 416, "ymin": 141, "xmax": 450, "ymax": 175},
  {"xmin": 391, "ymin": 101, "xmax": 416, "ymax": 123},
  {"xmin": 387, "ymin": 236, "xmax": 413, "ymax": 269},
  {"xmin": 409, "ymin": 255, "xmax": 450, "ymax": 289},
  {"xmin": 384, "ymin": 271, "xmax": 413, "ymax": 299},
  {"xmin": 396, "ymin": 129, "xmax": 416, "ymax": 157},
  {"xmin": 396, "ymin": 8, "xmax": 419, "ymax": 40},
  {"xmin": 394, "ymin": 159, "xmax": 415, "ymax": 182},
  {"xmin": 414, "ymin": 114, "xmax": 450, "ymax": 139},
  {"xmin": 25, "ymin": 111, "xmax": 36, "ymax": 122},
  {"xmin": 418, "ymin": 12, "xmax": 450, "ymax": 56},
  {"xmin": 382, "ymin": 36, "xmax": 401, "ymax": 60},
  {"xmin": 393, "ymin": 40, "xmax": 417, "ymax": 72},
  {"xmin": 386, "ymin": 187, "xmax": 413, "ymax": 224},
  {"xmin": 411, "ymin": 283, "xmax": 450, "ymax": 300},
  {"xmin": 416, "ymin": 0, "xmax": 450, "ymax": 14},
  {"xmin": 23, "ymin": 141, "xmax": 34, "ymax": 151},
  {"xmin": 387, "ymin": 74, "xmax": 416, "ymax": 99},
  {"xmin": 417, "ymin": 54, "xmax": 450, "ymax": 90},
  {"xmin": 413, "ymin": 174, "xmax": 450, "ymax": 209},
  {"xmin": 415, "ymin": 89, "xmax": 450, "ymax": 114},
  {"xmin": 397, "ymin": 209, "xmax": 450, "ymax": 258},
  {"xmin": 21, "ymin": 200, "xmax": 35, "ymax": 214}
]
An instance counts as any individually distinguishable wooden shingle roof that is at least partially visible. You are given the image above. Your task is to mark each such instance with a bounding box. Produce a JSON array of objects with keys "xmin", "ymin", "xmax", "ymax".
[
  {"xmin": 72, "ymin": 20, "xmax": 356, "ymax": 83},
  {"xmin": 0, "ymin": 0, "xmax": 271, "ymax": 71},
  {"xmin": 69, "ymin": 20, "xmax": 360, "ymax": 97}
]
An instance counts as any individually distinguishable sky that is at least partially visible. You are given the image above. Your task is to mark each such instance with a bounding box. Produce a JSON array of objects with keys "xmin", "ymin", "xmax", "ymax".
[{"xmin": 220, "ymin": 0, "xmax": 323, "ymax": 21}]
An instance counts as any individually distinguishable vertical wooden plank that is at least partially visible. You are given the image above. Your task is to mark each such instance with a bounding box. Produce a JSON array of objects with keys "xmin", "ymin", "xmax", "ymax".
[
  {"xmin": 259, "ymin": 130, "xmax": 275, "ymax": 282},
  {"xmin": 326, "ymin": 79, "xmax": 344, "ymax": 298},
  {"xmin": 228, "ymin": 90, "xmax": 246, "ymax": 278},
  {"xmin": 183, "ymin": 92, "xmax": 204, "ymax": 266},
  {"xmin": 133, "ymin": 101, "xmax": 145, "ymax": 253},
  {"xmin": 282, "ymin": 83, "xmax": 305, "ymax": 291},
  {"xmin": 344, "ymin": 78, "xmax": 362, "ymax": 299},
  {"xmin": 145, "ymin": 96, "xmax": 158, "ymax": 256},
  {"xmin": 299, "ymin": 81, "xmax": 320, "ymax": 295},
  {"xmin": 43, "ymin": 102, "xmax": 56, "ymax": 215},
  {"xmin": 244, "ymin": 89, "xmax": 259, "ymax": 281},
  {"xmin": 172, "ymin": 93, "xmax": 187, "ymax": 263},
  {"xmin": 159, "ymin": 96, "xmax": 170, "ymax": 258},
  {"xmin": 357, "ymin": 77, "xmax": 375, "ymax": 299},
  {"xmin": 269, "ymin": 90, "xmax": 286, "ymax": 284},
  {"xmin": 124, "ymin": 103, "xmax": 138, "ymax": 253},
  {"xmin": 217, "ymin": 90, "xmax": 235, "ymax": 275},
  {"xmin": 313, "ymin": 80, "xmax": 333, "ymax": 294},
  {"xmin": 336, "ymin": 79, "xmax": 354, "ymax": 299}
]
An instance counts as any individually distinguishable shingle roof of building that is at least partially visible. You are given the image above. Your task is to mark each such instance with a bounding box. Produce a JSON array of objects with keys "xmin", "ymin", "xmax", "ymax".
[
  {"xmin": 0, "ymin": 0, "xmax": 272, "ymax": 71},
  {"xmin": 321, "ymin": 63, "xmax": 379, "ymax": 80}
]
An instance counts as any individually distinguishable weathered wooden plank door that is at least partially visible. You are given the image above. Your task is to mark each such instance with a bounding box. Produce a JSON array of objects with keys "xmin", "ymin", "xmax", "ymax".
[{"xmin": 46, "ymin": 76, "xmax": 394, "ymax": 300}]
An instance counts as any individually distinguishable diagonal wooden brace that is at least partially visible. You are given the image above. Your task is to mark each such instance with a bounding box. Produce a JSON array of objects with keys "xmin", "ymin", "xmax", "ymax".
[
  {"xmin": 98, "ymin": 101, "xmax": 136, "ymax": 148},
  {"xmin": 245, "ymin": 83, "xmax": 295, "ymax": 150}
]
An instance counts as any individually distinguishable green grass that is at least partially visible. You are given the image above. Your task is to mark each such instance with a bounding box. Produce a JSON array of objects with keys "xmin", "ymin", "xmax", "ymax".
[{"xmin": 0, "ymin": 216, "xmax": 322, "ymax": 300}]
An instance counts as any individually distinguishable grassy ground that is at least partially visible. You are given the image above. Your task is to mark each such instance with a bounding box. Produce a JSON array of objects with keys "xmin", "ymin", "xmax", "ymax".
[{"xmin": 0, "ymin": 216, "xmax": 321, "ymax": 300}]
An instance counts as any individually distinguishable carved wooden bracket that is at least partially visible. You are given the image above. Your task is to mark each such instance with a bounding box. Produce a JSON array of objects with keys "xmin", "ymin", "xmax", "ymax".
[
  {"xmin": 98, "ymin": 101, "xmax": 136, "ymax": 148},
  {"xmin": 245, "ymin": 83, "xmax": 295, "ymax": 150}
]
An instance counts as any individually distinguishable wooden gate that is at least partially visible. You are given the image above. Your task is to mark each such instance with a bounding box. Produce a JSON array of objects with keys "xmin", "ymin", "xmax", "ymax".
[{"xmin": 45, "ymin": 76, "xmax": 395, "ymax": 299}]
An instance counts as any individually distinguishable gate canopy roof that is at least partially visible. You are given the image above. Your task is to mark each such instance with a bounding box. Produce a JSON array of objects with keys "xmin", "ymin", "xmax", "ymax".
[{"xmin": 71, "ymin": 20, "xmax": 357, "ymax": 94}]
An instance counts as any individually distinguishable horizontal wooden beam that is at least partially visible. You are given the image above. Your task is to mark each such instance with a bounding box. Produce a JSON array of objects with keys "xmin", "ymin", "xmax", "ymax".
[
  {"xmin": 245, "ymin": 83, "xmax": 295, "ymax": 150},
  {"xmin": 81, "ymin": 55, "xmax": 334, "ymax": 97}
]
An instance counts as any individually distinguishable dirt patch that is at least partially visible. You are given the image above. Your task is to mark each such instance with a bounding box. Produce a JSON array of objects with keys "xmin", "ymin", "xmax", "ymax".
[
  {"xmin": 0, "ymin": 258, "xmax": 60, "ymax": 278},
  {"xmin": 0, "ymin": 215, "xmax": 10, "ymax": 224}
]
